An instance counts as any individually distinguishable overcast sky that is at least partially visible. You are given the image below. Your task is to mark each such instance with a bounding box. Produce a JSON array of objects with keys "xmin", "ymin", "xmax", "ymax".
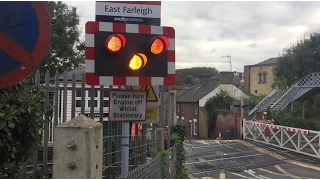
[{"xmin": 66, "ymin": 1, "xmax": 320, "ymax": 73}]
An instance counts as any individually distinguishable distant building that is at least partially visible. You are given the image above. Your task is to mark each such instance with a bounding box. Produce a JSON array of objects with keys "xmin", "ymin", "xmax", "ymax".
[
  {"xmin": 176, "ymin": 72, "xmax": 248, "ymax": 139},
  {"xmin": 243, "ymin": 57, "xmax": 278, "ymax": 95}
]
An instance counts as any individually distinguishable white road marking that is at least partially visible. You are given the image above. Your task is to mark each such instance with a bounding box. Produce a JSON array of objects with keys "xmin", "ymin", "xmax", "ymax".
[
  {"xmin": 244, "ymin": 169, "xmax": 270, "ymax": 179},
  {"xmin": 185, "ymin": 154, "xmax": 263, "ymax": 165}
]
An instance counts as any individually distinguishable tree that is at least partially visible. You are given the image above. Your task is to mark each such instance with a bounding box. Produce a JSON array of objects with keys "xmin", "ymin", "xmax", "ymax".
[
  {"xmin": 38, "ymin": 1, "xmax": 84, "ymax": 76},
  {"xmin": 270, "ymin": 32, "xmax": 320, "ymax": 129},
  {"xmin": 194, "ymin": 78, "xmax": 199, "ymax": 84},
  {"xmin": 184, "ymin": 75, "xmax": 194, "ymax": 85},
  {"xmin": 0, "ymin": 79, "xmax": 52, "ymax": 178},
  {"xmin": 273, "ymin": 32, "xmax": 320, "ymax": 88},
  {"xmin": 176, "ymin": 67, "xmax": 219, "ymax": 79},
  {"xmin": 176, "ymin": 73, "xmax": 184, "ymax": 83}
]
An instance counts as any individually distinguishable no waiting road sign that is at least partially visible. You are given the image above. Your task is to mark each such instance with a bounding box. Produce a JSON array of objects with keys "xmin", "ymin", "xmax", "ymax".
[{"xmin": 0, "ymin": 2, "xmax": 51, "ymax": 89}]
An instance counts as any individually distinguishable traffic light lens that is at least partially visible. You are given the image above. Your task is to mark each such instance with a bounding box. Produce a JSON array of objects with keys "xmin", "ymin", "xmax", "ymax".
[
  {"xmin": 129, "ymin": 53, "xmax": 147, "ymax": 70},
  {"xmin": 151, "ymin": 38, "xmax": 165, "ymax": 55},
  {"xmin": 105, "ymin": 34, "xmax": 126, "ymax": 53}
]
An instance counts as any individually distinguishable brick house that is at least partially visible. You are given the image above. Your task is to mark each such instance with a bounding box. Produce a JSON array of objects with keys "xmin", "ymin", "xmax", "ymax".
[
  {"xmin": 176, "ymin": 72, "xmax": 247, "ymax": 139},
  {"xmin": 243, "ymin": 57, "xmax": 278, "ymax": 95}
]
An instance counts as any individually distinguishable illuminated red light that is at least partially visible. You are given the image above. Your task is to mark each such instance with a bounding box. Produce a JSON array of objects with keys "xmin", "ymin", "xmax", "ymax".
[
  {"xmin": 105, "ymin": 34, "xmax": 126, "ymax": 53},
  {"xmin": 149, "ymin": 36, "xmax": 170, "ymax": 55}
]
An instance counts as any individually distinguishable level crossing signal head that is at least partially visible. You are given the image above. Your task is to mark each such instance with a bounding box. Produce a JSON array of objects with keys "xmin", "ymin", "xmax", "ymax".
[
  {"xmin": 95, "ymin": 32, "xmax": 170, "ymax": 77},
  {"xmin": 104, "ymin": 34, "xmax": 126, "ymax": 53}
]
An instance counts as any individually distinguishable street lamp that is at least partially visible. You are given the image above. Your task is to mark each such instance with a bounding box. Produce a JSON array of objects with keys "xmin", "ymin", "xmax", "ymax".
[{"xmin": 221, "ymin": 55, "xmax": 232, "ymax": 72}]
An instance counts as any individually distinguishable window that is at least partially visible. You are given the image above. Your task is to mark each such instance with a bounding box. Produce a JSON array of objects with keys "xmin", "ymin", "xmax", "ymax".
[
  {"xmin": 258, "ymin": 72, "xmax": 268, "ymax": 84},
  {"xmin": 182, "ymin": 103, "xmax": 184, "ymax": 114},
  {"xmin": 194, "ymin": 103, "xmax": 198, "ymax": 116},
  {"xmin": 75, "ymin": 89, "xmax": 110, "ymax": 109},
  {"xmin": 258, "ymin": 74, "xmax": 262, "ymax": 83},
  {"xmin": 193, "ymin": 119, "xmax": 197, "ymax": 135}
]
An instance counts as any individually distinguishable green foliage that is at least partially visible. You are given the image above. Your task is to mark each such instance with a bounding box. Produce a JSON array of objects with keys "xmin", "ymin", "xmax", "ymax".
[
  {"xmin": 176, "ymin": 67, "xmax": 219, "ymax": 79},
  {"xmin": 268, "ymin": 94, "xmax": 320, "ymax": 130},
  {"xmin": 194, "ymin": 78, "xmax": 200, "ymax": 84},
  {"xmin": 273, "ymin": 111, "xmax": 320, "ymax": 130},
  {"xmin": 0, "ymin": 79, "xmax": 52, "ymax": 178},
  {"xmin": 273, "ymin": 32, "xmax": 320, "ymax": 87},
  {"xmin": 158, "ymin": 149, "xmax": 170, "ymax": 179},
  {"xmin": 38, "ymin": 1, "xmax": 84, "ymax": 76},
  {"xmin": 204, "ymin": 90, "xmax": 235, "ymax": 135},
  {"xmin": 211, "ymin": 76, "xmax": 220, "ymax": 83},
  {"xmin": 33, "ymin": 167, "xmax": 52, "ymax": 179},
  {"xmin": 170, "ymin": 122, "xmax": 189, "ymax": 142},
  {"xmin": 176, "ymin": 73, "xmax": 184, "ymax": 83},
  {"xmin": 184, "ymin": 75, "xmax": 195, "ymax": 85},
  {"xmin": 245, "ymin": 94, "xmax": 265, "ymax": 112},
  {"xmin": 171, "ymin": 133, "xmax": 188, "ymax": 179}
]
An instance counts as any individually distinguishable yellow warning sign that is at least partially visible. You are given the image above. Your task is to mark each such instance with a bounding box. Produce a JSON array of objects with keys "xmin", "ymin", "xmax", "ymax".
[
  {"xmin": 146, "ymin": 107, "xmax": 158, "ymax": 120},
  {"xmin": 140, "ymin": 85, "xmax": 158, "ymax": 102}
]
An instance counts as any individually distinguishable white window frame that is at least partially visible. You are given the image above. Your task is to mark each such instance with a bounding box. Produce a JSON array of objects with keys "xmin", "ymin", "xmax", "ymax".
[
  {"xmin": 75, "ymin": 89, "xmax": 109, "ymax": 110},
  {"xmin": 189, "ymin": 120, "xmax": 192, "ymax": 136},
  {"xmin": 193, "ymin": 119, "xmax": 197, "ymax": 135},
  {"xmin": 194, "ymin": 103, "xmax": 198, "ymax": 116},
  {"xmin": 182, "ymin": 103, "xmax": 184, "ymax": 114}
]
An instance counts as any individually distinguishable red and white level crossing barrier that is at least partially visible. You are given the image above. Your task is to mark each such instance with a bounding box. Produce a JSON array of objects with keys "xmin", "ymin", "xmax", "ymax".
[
  {"xmin": 286, "ymin": 127, "xmax": 309, "ymax": 135},
  {"xmin": 250, "ymin": 122, "xmax": 264, "ymax": 127},
  {"xmin": 266, "ymin": 124, "xmax": 283, "ymax": 130}
]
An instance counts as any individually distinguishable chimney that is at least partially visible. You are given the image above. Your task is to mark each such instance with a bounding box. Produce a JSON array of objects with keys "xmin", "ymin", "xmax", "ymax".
[
  {"xmin": 198, "ymin": 74, "xmax": 211, "ymax": 84},
  {"xmin": 220, "ymin": 71, "xmax": 234, "ymax": 84}
]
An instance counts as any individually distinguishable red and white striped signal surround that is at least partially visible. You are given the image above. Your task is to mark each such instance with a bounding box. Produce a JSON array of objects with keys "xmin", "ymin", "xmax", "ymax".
[{"xmin": 85, "ymin": 21, "xmax": 175, "ymax": 86}]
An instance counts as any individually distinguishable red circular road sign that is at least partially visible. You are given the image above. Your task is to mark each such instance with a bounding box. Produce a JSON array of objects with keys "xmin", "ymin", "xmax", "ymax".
[{"xmin": 0, "ymin": 2, "xmax": 51, "ymax": 89}]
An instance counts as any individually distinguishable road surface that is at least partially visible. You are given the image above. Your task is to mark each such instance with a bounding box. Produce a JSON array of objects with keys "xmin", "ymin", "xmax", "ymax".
[{"xmin": 185, "ymin": 139, "xmax": 320, "ymax": 179}]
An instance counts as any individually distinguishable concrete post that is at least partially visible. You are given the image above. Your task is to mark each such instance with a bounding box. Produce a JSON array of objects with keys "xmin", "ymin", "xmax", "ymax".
[
  {"xmin": 53, "ymin": 115, "xmax": 103, "ymax": 179},
  {"xmin": 156, "ymin": 128, "xmax": 164, "ymax": 151}
]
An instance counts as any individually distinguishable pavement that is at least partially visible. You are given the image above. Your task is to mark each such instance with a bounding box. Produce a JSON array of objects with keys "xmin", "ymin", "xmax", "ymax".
[{"xmin": 184, "ymin": 139, "xmax": 320, "ymax": 179}]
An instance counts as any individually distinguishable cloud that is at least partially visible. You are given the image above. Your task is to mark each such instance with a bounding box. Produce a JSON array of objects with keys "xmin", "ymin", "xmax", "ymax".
[
  {"xmin": 66, "ymin": 1, "xmax": 320, "ymax": 72},
  {"xmin": 248, "ymin": 43, "xmax": 257, "ymax": 48}
]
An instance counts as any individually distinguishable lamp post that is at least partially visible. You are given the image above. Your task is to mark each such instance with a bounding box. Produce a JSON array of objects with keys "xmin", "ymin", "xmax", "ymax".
[{"xmin": 221, "ymin": 55, "xmax": 232, "ymax": 72}]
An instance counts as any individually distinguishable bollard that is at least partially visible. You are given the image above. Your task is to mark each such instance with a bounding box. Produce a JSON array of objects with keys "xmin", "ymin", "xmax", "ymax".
[{"xmin": 53, "ymin": 115, "xmax": 103, "ymax": 179}]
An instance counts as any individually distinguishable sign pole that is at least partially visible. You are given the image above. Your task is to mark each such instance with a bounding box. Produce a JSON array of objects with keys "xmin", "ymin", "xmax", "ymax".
[
  {"xmin": 167, "ymin": 86, "xmax": 171, "ymax": 147},
  {"xmin": 160, "ymin": 86, "xmax": 165, "ymax": 128},
  {"xmin": 121, "ymin": 85, "xmax": 131, "ymax": 174}
]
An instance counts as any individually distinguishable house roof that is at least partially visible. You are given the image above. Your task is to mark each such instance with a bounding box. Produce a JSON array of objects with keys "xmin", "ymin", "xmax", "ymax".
[
  {"xmin": 245, "ymin": 57, "xmax": 279, "ymax": 67},
  {"xmin": 256, "ymin": 57, "xmax": 278, "ymax": 65},
  {"xmin": 52, "ymin": 66, "xmax": 85, "ymax": 81},
  {"xmin": 176, "ymin": 81, "xmax": 220, "ymax": 103}
]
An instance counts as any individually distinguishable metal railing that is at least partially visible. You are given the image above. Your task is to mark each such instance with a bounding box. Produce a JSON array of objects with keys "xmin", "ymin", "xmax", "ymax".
[
  {"xmin": 115, "ymin": 145, "xmax": 177, "ymax": 179},
  {"xmin": 243, "ymin": 119, "xmax": 320, "ymax": 158},
  {"xmin": 7, "ymin": 69, "xmax": 171, "ymax": 178}
]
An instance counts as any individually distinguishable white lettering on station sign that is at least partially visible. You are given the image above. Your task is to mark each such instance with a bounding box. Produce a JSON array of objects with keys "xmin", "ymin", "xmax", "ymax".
[
  {"xmin": 109, "ymin": 90, "xmax": 147, "ymax": 122},
  {"xmin": 95, "ymin": 1, "xmax": 161, "ymax": 25}
]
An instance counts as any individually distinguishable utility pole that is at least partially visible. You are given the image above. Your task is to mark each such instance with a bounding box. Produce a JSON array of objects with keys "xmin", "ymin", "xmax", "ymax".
[
  {"xmin": 222, "ymin": 55, "xmax": 233, "ymax": 96},
  {"xmin": 221, "ymin": 55, "xmax": 232, "ymax": 72}
]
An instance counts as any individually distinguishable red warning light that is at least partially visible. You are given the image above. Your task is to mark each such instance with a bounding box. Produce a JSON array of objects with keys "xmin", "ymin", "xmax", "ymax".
[
  {"xmin": 105, "ymin": 34, "xmax": 126, "ymax": 53},
  {"xmin": 149, "ymin": 36, "xmax": 170, "ymax": 55}
]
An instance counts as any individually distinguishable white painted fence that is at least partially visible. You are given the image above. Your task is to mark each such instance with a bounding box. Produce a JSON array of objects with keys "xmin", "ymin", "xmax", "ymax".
[{"xmin": 243, "ymin": 119, "xmax": 320, "ymax": 158}]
